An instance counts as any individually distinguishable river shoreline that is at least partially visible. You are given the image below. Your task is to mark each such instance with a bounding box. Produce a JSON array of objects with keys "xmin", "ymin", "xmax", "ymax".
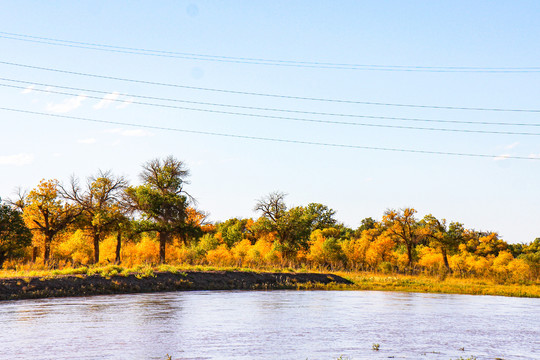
[
  {"xmin": 1, "ymin": 268, "xmax": 538, "ymax": 300},
  {"xmin": 0, "ymin": 270, "xmax": 352, "ymax": 301}
]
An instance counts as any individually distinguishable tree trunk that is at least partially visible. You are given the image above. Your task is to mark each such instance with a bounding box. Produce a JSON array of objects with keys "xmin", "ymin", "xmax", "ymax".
[
  {"xmin": 406, "ymin": 243, "xmax": 414, "ymax": 269},
  {"xmin": 32, "ymin": 247, "xmax": 38, "ymax": 263},
  {"xmin": 115, "ymin": 232, "xmax": 122, "ymax": 264},
  {"xmin": 158, "ymin": 231, "xmax": 168, "ymax": 263},
  {"xmin": 43, "ymin": 234, "xmax": 53, "ymax": 263},
  {"xmin": 93, "ymin": 233, "xmax": 100, "ymax": 264},
  {"xmin": 441, "ymin": 247, "xmax": 452, "ymax": 273},
  {"xmin": 0, "ymin": 251, "xmax": 6, "ymax": 269},
  {"xmin": 181, "ymin": 232, "xmax": 188, "ymax": 245}
]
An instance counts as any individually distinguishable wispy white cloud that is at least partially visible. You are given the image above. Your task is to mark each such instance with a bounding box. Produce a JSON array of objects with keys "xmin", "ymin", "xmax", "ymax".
[
  {"xmin": 494, "ymin": 154, "xmax": 510, "ymax": 161},
  {"xmin": 94, "ymin": 92, "xmax": 120, "ymax": 110},
  {"xmin": 78, "ymin": 138, "xmax": 97, "ymax": 144},
  {"xmin": 528, "ymin": 153, "xmax": 540, "ymax": 159},
  {"xmin": 0, "ymin": 153, "xmax": 34, "ymax": 166},
  {"xmin": 116, "ymin": 98, "xmax": 134, "ymax": 109},
  {"xmin": 104, "ymin": 128, "xmax": 122, "ymax": 134},
  {"xmin": 121, "ymin": 129, "xmax": 153, "ymax": 137},
  {"xmin": 505, "ymin": 142, "xmax": 519, "ymax": 150},
  {"xmin": 21, "ymin": 85, "xmax": 34, "ymax": 94},
  {"xmin": 105, "ymin": 128, "xmax": 153, "ymax": 137},
  {"xmin": 46, "ymin": 95, "xmax": 86, "ymax": 113}
]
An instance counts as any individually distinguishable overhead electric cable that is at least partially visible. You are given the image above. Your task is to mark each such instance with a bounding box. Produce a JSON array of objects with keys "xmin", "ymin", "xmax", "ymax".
[
  {"xmin": 3, "ymin": 77, "xmax": 540, "ymax": 127},
  {"xmin": 1, "ymin": 31, "xmax": 540, "ymax": 73},
  {"xmin": 1, "ymin": 60, "xmax": 540, "ymax": 112},
  {"xmin": 3, "ymin": 82, "xmax": 540, "ymax": 136},
  {"xmin": 0, "ymin": 106, "xmax": 536, "ymax": 160}
]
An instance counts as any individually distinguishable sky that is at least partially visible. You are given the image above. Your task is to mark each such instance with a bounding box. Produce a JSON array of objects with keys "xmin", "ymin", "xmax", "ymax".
[{"xmin": 0, "ymin": 1, "xmax": 539, "ymax": 243}]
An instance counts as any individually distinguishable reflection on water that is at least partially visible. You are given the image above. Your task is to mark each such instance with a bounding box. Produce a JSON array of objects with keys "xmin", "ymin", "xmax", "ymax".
[{"xmin": 1, "ymin": 290, "xmax": 538, "ymax": 360}]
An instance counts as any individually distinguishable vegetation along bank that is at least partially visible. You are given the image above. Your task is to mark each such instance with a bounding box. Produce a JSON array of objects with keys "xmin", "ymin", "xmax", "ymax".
[{"xmin": 1, "ymin": 156, "xmax": 538, "ymax": 300}]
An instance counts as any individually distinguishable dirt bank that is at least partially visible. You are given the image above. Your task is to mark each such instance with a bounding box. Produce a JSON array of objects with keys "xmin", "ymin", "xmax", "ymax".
[{"xmin": 0, "ymin": 271, "xmax": 352, "ymax": 301}]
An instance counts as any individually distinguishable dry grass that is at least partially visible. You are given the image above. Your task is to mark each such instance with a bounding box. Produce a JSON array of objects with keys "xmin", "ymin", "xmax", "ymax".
[{"xmin": 331, "ymin": 271, "xmax": 540, "ymax": 297}]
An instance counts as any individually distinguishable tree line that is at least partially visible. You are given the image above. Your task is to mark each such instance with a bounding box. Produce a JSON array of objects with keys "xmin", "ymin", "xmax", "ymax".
[{"xmin": 1, "ymin": 156, "xmax": 538, "ymax": 282}]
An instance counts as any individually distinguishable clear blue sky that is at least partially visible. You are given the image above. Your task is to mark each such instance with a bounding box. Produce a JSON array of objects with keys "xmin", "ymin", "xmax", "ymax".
[{"xmin": 1, "ymin": 1, "xmax": 539, "ymax": 243}]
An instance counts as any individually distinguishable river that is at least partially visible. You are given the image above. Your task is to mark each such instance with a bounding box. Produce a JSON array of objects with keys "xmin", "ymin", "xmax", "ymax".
[{"xmin": 1, "ymin": 290, "xmax": 538, "ymax": 360}]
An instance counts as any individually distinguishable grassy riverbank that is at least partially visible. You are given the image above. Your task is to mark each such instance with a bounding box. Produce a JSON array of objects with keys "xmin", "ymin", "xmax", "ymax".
[
  {"xmin": 0, "ymin": 267, "xmax": 352, "ymax": 300},
  {"xmin": 1, "ymin": 264, "xmax": 538, "ymax": 298},
  {"xmin": 332, "ymin": 271, "xmax": 540, "ymax": 297}
]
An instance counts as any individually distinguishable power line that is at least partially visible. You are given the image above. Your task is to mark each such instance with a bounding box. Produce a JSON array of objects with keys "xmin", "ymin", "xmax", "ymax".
[
  {"xmin": 2, "ymin": 31, "xmax": 540, "ymax": 73},
  {"xmin": 0, "ymin": 106, "xmax": 536, "ymax": 160},
  {"xmin": 1, "ymin": 60, "xmax": 540, "ymax": 113},
  {"xmin": 3, "ymin": 82, "xmax": 540, "ymax": 136},
  {"xmin": 3, "ymin": 77, "xmax": 540, "ymax": 128}
]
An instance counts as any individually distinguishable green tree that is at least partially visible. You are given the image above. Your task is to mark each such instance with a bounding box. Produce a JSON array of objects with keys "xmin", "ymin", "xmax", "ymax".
[
  {"xmin": 215, "ymin": 218, "xmax": 255, "ymax": 247},
  {"xmin": 517, "ymin": 238, "xmax": 540, "ymax": 279},
  {"xmin": 0, "ymin": 199, "xmax": 32, "ymax": 267},
  {"xmin": 61, "ymin": 171, "xmax": 128, "ymax": 263},
  {"xmin": 422, "ymin": 214, "xmax": 465, "ymax": 271},
  {"xmin": 111, "ymin": 214, "xmax": 139, "ymax": 264},
  {"xmin": 276, "ymin": 205, "xmax": 314, "ymax": 256},
  {"xmin": 523, "ymin": 238, "xmax": 540, "ymax": 254},
  {"xmin": 126, "ymin": 156, "xmax": 192, "ymax": 263},
  {"xmin": 305, "ymin": 203, "xmax": 337, "ymax": 231},
  {"xmin": 254, "ymin": 193, "xmax": 335, "ymax": 257},
  {"xmin": 358, "ymin": 217, "xmax": 377, "ymax": 233}
]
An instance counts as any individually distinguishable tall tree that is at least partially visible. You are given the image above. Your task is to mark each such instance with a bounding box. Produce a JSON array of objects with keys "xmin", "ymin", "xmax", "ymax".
[
  {"xmin": 254, "ymin": 191, "xmax": 287, "ymax": 223},
  {"xmin": 0, "ymin": 198, "xmax": 32, "ymax": 267},
  {"xmin": 254, "ymin": 193, "xmax": 334, "ymax": 257},
  {"xmin": 357, "ymin": 217, "xmax": 377, "ymax": 233},
  {"xmin": 19, "ymin": 179, "xmax": 80, "ymax": 263},
  {"xmin": 61, "ymin": 171, "xmax": 128, "ymax": 263},
  {"xmin": 126, "ymin": 156, "xmax": 192, "ymax": 263},
  {"xmin": 383, "ymin": 208, "xmax": 427, "ymax": 268},
  {"xmin": 422, "ymin": 214, "xmax": 465, "ymax": 271},
  {"xmin": 110, "ymin": 213, "xmax": 136, "ymax": 264},
  {"xmin": 305, "ymin": 203, "xmax": 337, "ymax": 231}
]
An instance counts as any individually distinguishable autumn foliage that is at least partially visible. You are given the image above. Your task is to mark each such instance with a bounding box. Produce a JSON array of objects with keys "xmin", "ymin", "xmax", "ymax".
[{"xmin": 1, "ymin": 159, "xmax": 539, "ymax": 285}]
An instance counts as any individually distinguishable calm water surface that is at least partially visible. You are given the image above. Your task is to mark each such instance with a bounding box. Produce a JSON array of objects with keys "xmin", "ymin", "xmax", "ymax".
[{"xmin": 1, "ymin": 290, "xmax": 538, "ymax": 360}]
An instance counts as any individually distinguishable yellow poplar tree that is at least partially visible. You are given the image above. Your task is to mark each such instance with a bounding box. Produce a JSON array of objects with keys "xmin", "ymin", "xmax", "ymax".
[{"xmin": 21, "ymin": 179, "xmax": 80, "ymax": 263}]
